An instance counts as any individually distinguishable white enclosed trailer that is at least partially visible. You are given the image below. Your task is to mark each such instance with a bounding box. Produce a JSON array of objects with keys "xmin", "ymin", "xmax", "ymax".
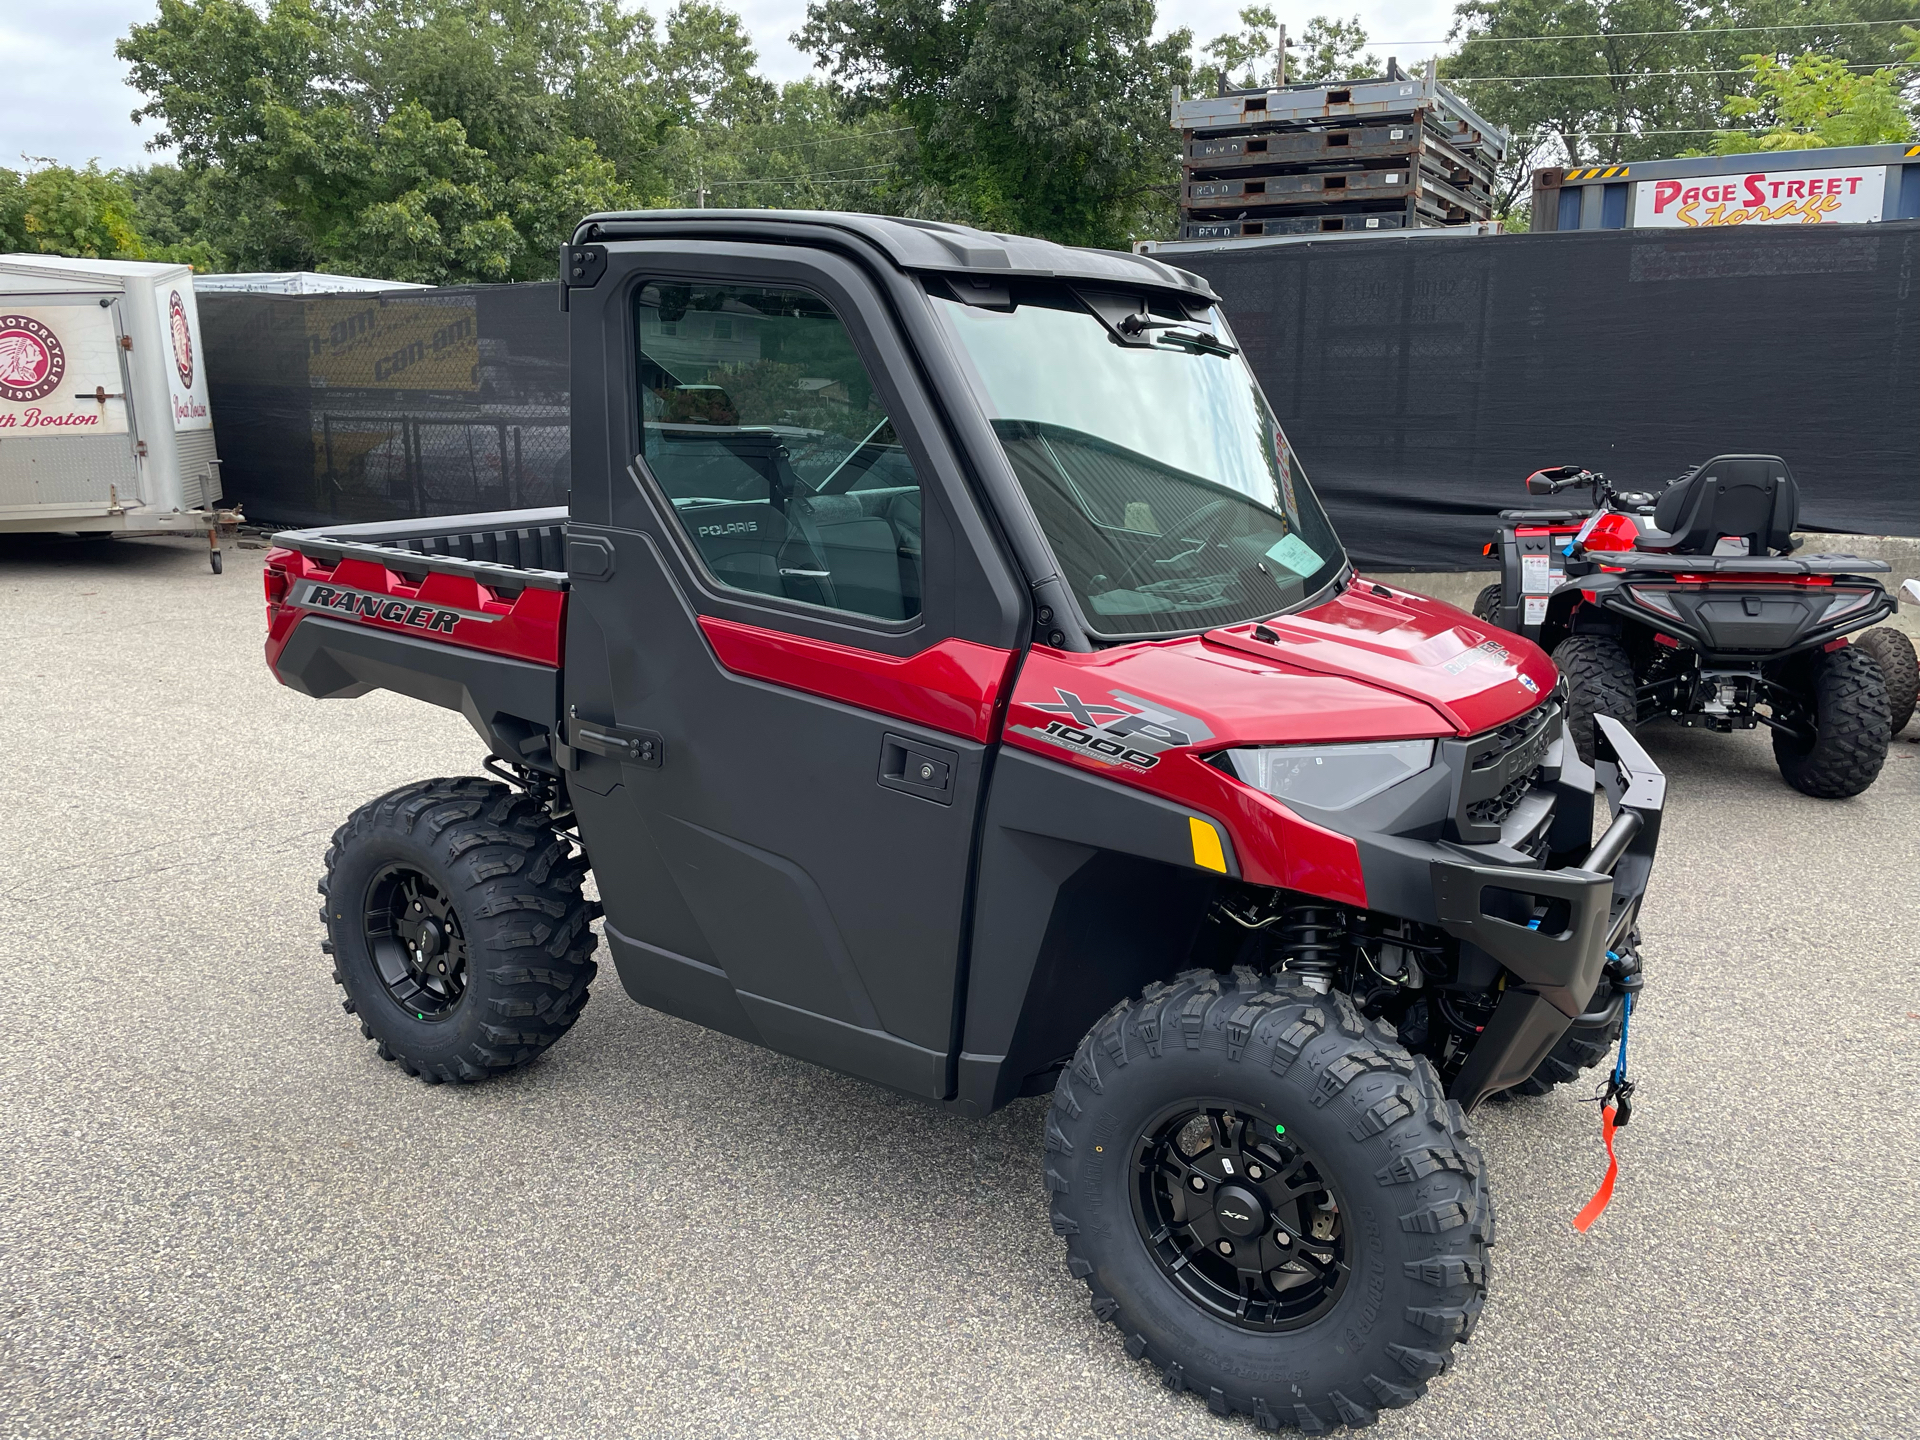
[{"xmin": 0, "ymin": 255, "xmax": 236, "ymax": 569}]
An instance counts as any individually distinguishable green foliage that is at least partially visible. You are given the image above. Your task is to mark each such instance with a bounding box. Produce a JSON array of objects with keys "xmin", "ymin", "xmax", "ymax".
[
  {"xmin": 0, "ymin": 162, "xmax": 148, "ymax": 260},
  {"xmin": 6, "ymin": 0, "xmax": 1899, "ymax": 275},
  {"xmin": 111, "ymin": 0, "xmax": 794, "ymax": 280},
  {"xmin": 1197, "ymin": 8, "xmax": 1378, "ymax": 89},
  {"xmin": 1440, "ymin": 1, "xmax": 1920, "ymax": 215},
  {"xmin": 1711, "ymin": 34, "xmax": 1920, "ymax": 150},
  {"xmin": 796, "ymin": 0, "xmax": 1194, "ymax": 248}
]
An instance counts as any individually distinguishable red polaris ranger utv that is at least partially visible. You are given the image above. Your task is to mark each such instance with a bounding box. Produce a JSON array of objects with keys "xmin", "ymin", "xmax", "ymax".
[{"xmin": 264, "ymin": 212, "xmax": 1665, "ymax": 1431}]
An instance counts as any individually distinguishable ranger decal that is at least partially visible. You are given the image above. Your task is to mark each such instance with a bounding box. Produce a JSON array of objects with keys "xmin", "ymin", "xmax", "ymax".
[{"xmin": 291, "ymin": 579, "xmax": 493, "ymax": 633}]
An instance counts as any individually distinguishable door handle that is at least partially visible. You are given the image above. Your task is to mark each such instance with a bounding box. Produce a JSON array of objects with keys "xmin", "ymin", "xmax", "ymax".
[
  {"xmin": 571, "ymin": 723, "xmax": 664, "ymax": 768},
  {"xmin": 878, "ymin": 734, "xmax": 957, "ymax": 805}
]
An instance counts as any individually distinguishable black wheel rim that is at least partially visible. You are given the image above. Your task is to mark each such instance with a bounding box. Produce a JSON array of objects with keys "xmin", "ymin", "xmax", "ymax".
[
  {"xmin": 1132, "ymin": 1103, "xmax": 1350, "ymax": 1332},
  {"xmin": 363, "ymin": 864, "xmax": 469, "ymax": 1021}
]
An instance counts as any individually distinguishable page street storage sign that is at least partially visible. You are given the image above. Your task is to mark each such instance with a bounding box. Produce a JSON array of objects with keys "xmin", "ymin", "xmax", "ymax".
[
  {"xmin": 0, "ymin": 306, "xmax": 128, "ymax": 436},
  {"xmin": 1637, "ymin": 165, "xmax": 1887, "ymax": 228}
]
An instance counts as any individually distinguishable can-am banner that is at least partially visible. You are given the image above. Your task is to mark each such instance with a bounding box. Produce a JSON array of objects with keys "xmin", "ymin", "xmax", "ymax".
[
  {"xmin": 1636, "ymin": 166, "xmax": 1887, "ymax": 228},
  {"xmin": 0, "ymin": 305, "xmax": 129, "ymax": 435}
]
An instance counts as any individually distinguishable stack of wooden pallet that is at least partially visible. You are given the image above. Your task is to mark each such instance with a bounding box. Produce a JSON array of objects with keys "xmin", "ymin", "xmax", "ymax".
[{"xmin": 1173, "ymin": 62, "xmax": 1509, "ymax": 242}]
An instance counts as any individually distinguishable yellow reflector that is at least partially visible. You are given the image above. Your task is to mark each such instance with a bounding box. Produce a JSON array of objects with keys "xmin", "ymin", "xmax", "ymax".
[{"xmin": 1189, "ymin": 817, "xmax": 1228, "ymax": 873}]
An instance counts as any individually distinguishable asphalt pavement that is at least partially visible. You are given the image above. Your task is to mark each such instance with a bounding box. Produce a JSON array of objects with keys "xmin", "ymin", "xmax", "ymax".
[{"xmin": 2, "ymin": 534, "xmax": 1915, "ymax": 1440}]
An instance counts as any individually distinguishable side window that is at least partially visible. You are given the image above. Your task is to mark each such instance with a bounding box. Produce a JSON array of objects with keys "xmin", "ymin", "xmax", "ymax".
[{"xmin": 636, "ymin": 281, "xmax": 924, "ymax": 622}]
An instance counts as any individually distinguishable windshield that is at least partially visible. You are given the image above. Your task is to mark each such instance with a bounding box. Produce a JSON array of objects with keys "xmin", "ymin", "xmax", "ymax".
[{"xmin": 931, "ymin": 283, "xmax": 1346, "ymax": 636}]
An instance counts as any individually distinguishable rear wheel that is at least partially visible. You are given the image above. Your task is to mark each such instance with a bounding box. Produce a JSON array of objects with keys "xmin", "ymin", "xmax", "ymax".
[
  {"xmin": 1048, "ymin": 969, "xmax": 1491, "ymax": 1432},
  {"xmin": 1471, "ymin": 583, "xmax": 1503, "ymax": 625},
  {"xmin": 1552, "ymin": 634, "xmax": 1638, "ymax": 765},
  {"xmin": 321, "ymin": 776, "xmax": 599, "ymax": 1083},
  {"xmin": 1852, "ymin": 627, "xmax": 1917, "ymax": 735},
  {"xmin": 1772, "ymin": 646, "xmax": 1891, "ymax": 799}
]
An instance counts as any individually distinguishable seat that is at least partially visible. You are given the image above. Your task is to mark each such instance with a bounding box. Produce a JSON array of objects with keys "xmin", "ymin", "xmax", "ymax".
[
  {"xmin": 787, "ymin": 493, "xmax": 911, "ymax": 620},
  {"xmin": 1648, "ymin": 455, "xmax": 1799, "ymax": 556}
]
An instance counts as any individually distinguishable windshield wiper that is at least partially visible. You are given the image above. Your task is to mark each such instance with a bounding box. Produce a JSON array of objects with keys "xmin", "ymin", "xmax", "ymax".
[
  {"xmin": 1111, "ymin": 311, "xmax": 1238, "ymax": 357},
  {"xmin": 1151, "ymin": 327, "xmax": 1238, "ymax": 358}
]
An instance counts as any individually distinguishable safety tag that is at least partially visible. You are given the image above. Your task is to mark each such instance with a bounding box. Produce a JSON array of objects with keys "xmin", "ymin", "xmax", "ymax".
[
  {"xmin": 1523, "ymin": 596, "xmax": 1549, "ymax": 626},
  {"xmin": 1574, "ymin": 988, "xmax": 1635, "ymax": 1232},
  {"xmin": 1520, "ymin": 554, "xmax": 1551, "ymax": 594},
  {"xmin": 1572, "ymin": 1105, "xmax": 1621, "ymax": 1232}
]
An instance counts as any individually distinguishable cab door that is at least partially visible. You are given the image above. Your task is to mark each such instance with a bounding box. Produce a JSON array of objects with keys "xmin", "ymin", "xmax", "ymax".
[{"xmin": 562, "ymin": 241, "xmax": 1026, "ymax": 1099}]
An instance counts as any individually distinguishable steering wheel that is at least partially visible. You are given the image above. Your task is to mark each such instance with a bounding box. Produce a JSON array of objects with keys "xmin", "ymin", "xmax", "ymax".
[{"xmin": 1107, "ymin": 498, "xmax": 1240, "ymax": 589}]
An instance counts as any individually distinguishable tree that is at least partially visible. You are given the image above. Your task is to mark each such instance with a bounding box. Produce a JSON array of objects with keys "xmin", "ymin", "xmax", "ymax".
[
  {"xmin": 1438, "ymin": 0, "xmax": 1920, "ymax": 219},
  {"xmin": 796, "ymin": 0, "xmax": 1194, "ymax": 247},
  {"xmin": 113, "ymin": 0, "xmax": 801, "ymax": 280},
  {"xmin": 0, "ymin": 162, "xmax": 147, "ymax": 260},
  {"xmin": 1197, "ymin": 9, "xmax": 1379, "ymax": 90},
  {"xmin": 1711, "ymin": 35, "xmax": 1920, "ymax": 150}
]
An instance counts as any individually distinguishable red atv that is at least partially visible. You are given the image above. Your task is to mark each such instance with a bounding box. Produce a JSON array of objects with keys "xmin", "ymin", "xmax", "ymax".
[
  {"xmin": 1476, "ymin": 459, "xmax": 1912, "ymax": 797},
  {"xmin": 265, "ymin": 211, "xmax": 1665, "ymax": 1431}
]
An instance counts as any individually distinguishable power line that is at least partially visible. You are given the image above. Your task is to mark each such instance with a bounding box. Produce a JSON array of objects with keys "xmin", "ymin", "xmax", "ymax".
[
  {"xmin": 1370, "ymin": 18, "xmax": 1920, "ymax": 47},
  {"xmin": 1454, "ymin": 60, "xmax": 1918, "ymax": 82}
]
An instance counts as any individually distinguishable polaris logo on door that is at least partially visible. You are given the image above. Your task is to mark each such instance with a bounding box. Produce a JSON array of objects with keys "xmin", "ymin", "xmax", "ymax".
[
  {"xmin": 292, "ymin": 580, "xmax": 494, "ymax": 633},
  {"xmin": 698, "ymin": 521, "xmax": 758, "ymax": 537}
]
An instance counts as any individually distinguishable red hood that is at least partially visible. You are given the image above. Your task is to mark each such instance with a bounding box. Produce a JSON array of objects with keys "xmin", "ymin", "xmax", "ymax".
[
  {"xmin": 1004, "ymin": 579, "xmax": 1554, "ymax": 759},
  {"xmin": 1204, "ymin": 580, "xmax": 1557, "ymax": 736},
  {"xmin": 999, "ymin": 579, "xmax": 1556, "ymax": 900}
]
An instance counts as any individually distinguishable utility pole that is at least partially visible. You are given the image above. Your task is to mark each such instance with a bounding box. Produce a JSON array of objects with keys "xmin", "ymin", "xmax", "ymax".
[
  {"xmin": 695, "ymin": 160, "xmax": 706, "ymax": 209},
  {"xmin": 1276, "ymin": 24, "xmax": 1288, "ymax": 87}
]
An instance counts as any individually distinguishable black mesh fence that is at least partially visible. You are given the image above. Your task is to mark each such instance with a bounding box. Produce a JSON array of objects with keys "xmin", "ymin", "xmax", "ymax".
[
  {"xmin": 200, "ymin": 282, "xmax": 569, "ymax": 529},
  {"xmin": 1180, "ymin": 220, "xmax": 1920, "ymax": 569},
  {"xmin": 204, "ymin": 225, "xmax": 1920, "ymax": 565}
]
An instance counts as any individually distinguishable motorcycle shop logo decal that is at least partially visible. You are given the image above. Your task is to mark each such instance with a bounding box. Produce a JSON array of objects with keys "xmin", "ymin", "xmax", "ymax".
[
  {"xmin": 0, "ymin": 315, "xmax": 65, "ymax": 403},
  {"xmin": 291, "ymin": 579, "xmax": 496, "ymax": 633},
  {"xmin": 1013, "ymin": 688, "xmax": 1214, "ymax": 771},
  {"xmin": 168, "ymin": 291, "xmax": 194, "ymax": 388}
]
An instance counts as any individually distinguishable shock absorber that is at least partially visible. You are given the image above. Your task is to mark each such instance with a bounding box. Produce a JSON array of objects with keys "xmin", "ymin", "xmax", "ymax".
[{"xmin": 1275, "ymin": 903, "xmax": 1346, "ymax": 992}]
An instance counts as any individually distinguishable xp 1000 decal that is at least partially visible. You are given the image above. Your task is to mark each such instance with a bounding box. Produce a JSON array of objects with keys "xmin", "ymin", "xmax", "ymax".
[{"xmin": 1011, "ymin": 688, "xmax": 1215, "ymax": 771}]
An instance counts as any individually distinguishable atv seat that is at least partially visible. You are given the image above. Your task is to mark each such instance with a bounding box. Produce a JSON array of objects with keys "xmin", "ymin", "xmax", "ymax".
[{"xmin": 1643, "ymin": 454, "xmax": 1799, "ymax": 557}]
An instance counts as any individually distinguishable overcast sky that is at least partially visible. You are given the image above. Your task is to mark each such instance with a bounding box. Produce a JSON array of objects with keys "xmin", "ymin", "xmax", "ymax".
[{"xmin": 2, "ymin": 1, "xmax": 1459, "ymax": 173}]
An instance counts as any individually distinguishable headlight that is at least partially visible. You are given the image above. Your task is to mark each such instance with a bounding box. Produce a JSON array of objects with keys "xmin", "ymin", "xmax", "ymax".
[{"xmin": 1224, "ymin": 739, "xmax": 1436, "ymax": 811}]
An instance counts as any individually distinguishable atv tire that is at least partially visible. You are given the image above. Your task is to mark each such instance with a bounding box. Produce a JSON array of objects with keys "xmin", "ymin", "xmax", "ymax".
[
  {"xmin": 1773, "ymin": 645, "xmax": 1892, "ymax": 799},
  {"xmin": 1552, "ymin": 634, "xmax": 1638, "ymax": 765},
  {"xmin": 1506, "ymin": 972, "xmax": 1625, "ymax": 1099},
  {"xmin": 321, "ymin": 776, "xmax": 599, "ymax": 1083},
  {"xmin": 1472, "ymin": 583, "xmax": 1503, "ymax": 626},
  {"xmin": 1852, "ymin": 627, "xmax": 1917, "ymax": 736},
  {"xmin": 1048, "ymin": 968, "xmax": 1492, "ymax": 1433}
]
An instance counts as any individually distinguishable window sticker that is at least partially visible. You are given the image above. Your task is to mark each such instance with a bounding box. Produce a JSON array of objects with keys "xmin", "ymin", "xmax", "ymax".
[{"xmin": 1265, "ymin": 532, "xmax": 1323, "ymax": 576}]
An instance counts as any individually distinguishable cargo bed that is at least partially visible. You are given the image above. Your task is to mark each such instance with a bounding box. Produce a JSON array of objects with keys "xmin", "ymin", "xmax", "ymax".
[{"xmin": 265, "ymin": 508, "xmax": 570, "ymax": 771}]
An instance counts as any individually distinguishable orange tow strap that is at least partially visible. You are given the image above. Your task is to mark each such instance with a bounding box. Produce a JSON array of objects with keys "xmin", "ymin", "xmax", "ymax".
[{"xmin": 1572, "ymin": 1103, "xmax": 1621, "ymax": 1232}]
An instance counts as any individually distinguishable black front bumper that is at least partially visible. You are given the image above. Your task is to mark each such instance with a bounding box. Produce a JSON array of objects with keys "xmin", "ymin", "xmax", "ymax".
[
  {"xmin": 1432, "ymin": 717, "xmax": 1664, "ymax": 1109},
  {"xmin": 1294, "ymin": 711, "xmax": 1665, "ymax": 1112}
]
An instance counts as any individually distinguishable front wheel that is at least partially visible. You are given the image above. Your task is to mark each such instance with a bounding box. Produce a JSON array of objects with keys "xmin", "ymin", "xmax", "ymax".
[
  {"xmin": 1471, "ymin": 583, "xmax": 1503, "ymax": 626},
  {"xmin": 321, "ymin": 776, "xmax": 599, "ymax": 1082},
  {"xmin": 1552, "ymin": 634, "xmax": 1638, "ymax": 765},
  {"xmin": 1772, "ymin": 646, "xmax": 1891, "ymax": 798},
  {"xmin": 1047, "ymin": 969, "xmax": 1492, "ymax": 1431}
]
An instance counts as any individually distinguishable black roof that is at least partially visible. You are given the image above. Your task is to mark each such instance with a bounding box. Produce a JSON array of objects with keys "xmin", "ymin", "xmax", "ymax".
[{"xmin": 571, "ymin": 209, "xmax": 1219, "ymax": 301}]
